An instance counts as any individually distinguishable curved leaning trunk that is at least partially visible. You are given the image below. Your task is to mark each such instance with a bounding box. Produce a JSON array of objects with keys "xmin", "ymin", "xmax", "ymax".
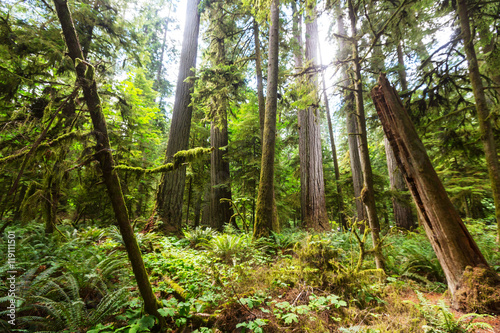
[{"xmin": 53, "ymin": 0, "xmax": 163, "ymax": 324}]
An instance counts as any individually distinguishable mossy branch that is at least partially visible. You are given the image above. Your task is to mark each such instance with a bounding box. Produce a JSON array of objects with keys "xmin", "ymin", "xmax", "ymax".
[
  {"xmin": 0, "ymin": 132, "xmax": 87, "ymax": 165},
  {"xmin": 114, "ymin": 147, "xmax": 213, "ymax": 175}
]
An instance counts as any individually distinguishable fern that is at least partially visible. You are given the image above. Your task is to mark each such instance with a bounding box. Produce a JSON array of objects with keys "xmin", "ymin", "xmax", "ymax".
[{"xmin": 406, "ymin": 291, "xmax": 494, "ymax": 333}]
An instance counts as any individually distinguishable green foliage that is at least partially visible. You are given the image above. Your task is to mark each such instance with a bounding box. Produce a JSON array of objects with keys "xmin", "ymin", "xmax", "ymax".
[
  {"xmin": 236, "ymin": 318, "xmax": 268, "ymax": 333},
  {"xmin": 384, "ymin": 229, "xmax": 446, "ymax": 284},
  {"xmin": 184, "ymin": 226, "xmax": 217, "ymax": 248},
  {"xmin": 202, "ymin": 233, "xmax": 251, "ymax": 264},
  {"xmin": 406, "ymin": 292, "xmax": 493, "ymax": 333}
]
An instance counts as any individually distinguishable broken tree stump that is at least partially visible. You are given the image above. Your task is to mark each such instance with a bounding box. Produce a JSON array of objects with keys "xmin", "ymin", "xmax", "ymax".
[{"xmin": 370, "ymin": 73, "xmax": 500, "ymax": 313}]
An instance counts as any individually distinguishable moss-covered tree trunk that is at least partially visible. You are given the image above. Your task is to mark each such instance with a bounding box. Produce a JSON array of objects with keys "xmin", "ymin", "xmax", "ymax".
[
  {"xmin": 210, "ymin": 115, "xmax": 233, "ymax": 231},
  {"xmin": 253, "ymin": 0, "xmax": 280, "ymax": 239},
  {"xmin": 371, "ymin": 74, "xmax": 500, "ymax": 313},
  {"xmin": 208, "ymin": 1, "xmax": 235, "ymax": 232},
  {"xmin": 156, "ymin": 0, "xmax": 201, "ymax": 236},
  {"xmin": 53, "ymin": 0, "xmax": 163, "ymax": 323},
  {"xmin": 347, "ymin": 0, "xmax": 384, "ymax": 269},
  {"xmin": 457, "ymin": 0, "xmax": 500, "ymax": 243}
]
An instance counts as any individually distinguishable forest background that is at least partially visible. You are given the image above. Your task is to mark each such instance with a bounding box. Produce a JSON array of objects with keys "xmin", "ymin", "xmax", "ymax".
[{"xmin": 1, "ymin": 0, "xmax": 500, "ymax": 332}]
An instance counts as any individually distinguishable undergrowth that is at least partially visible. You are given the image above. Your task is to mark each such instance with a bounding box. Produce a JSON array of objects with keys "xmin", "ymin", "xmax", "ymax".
[{"xmin": 0, "ymin": 220, "xmax": 498, "ymax": 332}]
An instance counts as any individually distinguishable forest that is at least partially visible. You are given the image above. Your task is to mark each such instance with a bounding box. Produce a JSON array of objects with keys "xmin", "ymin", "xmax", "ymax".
[{"xmin": 1, "ymin": 0, "xmax": 500, "ymax": 331}]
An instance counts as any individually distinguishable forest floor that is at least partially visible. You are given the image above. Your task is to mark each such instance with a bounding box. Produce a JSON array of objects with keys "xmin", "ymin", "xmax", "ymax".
[
  {"xmin": 1, "ymin": 222, "xmax": 499, "ymax": 332},
  {"xmin": 401, "ymin": 291, "xmax": 500, "ymax": 333}
]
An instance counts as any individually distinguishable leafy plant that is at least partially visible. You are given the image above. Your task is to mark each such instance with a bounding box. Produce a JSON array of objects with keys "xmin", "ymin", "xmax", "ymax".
[
  {"xmin": 32, "ymin": 272, "xmax": 130, "ymax": 332},
  {"xmin": 405, "ymin": 292, "xmax": 493, "ymax": 333},
  {"xmin": 184, "ymin": 227, "xmax": 217, "ymax": 249},
  {"xmin": 236, "ymin": 318, "xmax": 268, "ymax": 333},
  {"xmin": 202, "ymin": 233, "xmax": 251, "ymax": 264}
]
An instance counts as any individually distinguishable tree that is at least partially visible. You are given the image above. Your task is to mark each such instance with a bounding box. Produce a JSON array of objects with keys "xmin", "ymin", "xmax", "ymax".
[
  {"xmin": 254, "ymin": 0, "xmax": 280, "ymax": 239},
  {"xmin": 253, "ymin": 18, "xmax": 266, "ymax": 138},
  {"xmin": 456, "ymin": 0, "xmax": 500, "ymax": 243},
  {"xmin": 155, "ymin": 0, "xmax": 201, "ymax": 236},
  {"xmin": 320, "ymin": 52, "xmax": 346, "ymax": 230},
  {"xmin": 371, "ymin": 73, "xmax": 500, "ymax": 313},
  {"xmin": 296, "ymin": 1, "xmax": 330, "ymax": 232},
  {"xmin": 347, "ymin": 0, "xmax": 384, "ymax": 269},
  {"xmin": 334, "ymin": 1, "xmax": 367, "ymax": 226},
  {"xmin": 52, "ymin": 0, "xmax": 163, "ymax": 323}
]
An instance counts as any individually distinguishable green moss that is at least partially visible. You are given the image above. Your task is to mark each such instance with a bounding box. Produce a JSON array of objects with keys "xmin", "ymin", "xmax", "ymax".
[
  {"xmin": 454, "ymin": 266, "xmax": 500, "ymax": 314},
  {"xmin": 114, "ymin": 147, "xmax": 213, "ymax": 175},
  {"xmin": 0, "ymin": 132, "xmax": 83, "ymax": 165}
]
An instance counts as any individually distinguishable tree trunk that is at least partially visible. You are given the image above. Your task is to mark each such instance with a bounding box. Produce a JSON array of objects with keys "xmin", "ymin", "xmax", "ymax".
[
  {"xmin": 210, "ymin": 117, "xmax": 234, "ymax": 231},
  {"xmin": 335, "ymin": 2, "xmax": 366, "ymax": 225},
  {"xmin": 321, "ymin": 62, "xmax": 346, "ymax": 230},
  {"xmin": 348, "ymin": 0, "xmax": 384, "ymax": 269},
  {"xmin": 384, "ymin": 39, "xmax": 415, "ymax": 230},
  {"xmin": 193, "ymin": 190, "xmax": 202, "ymax": 228},
  {"xmin": 209, "ymin": 3, "xmax": 235, "ymax": 232},
  {"xmin": 253, "ymin": 0, "xmax": 280, "ymax": 239},
  {"xmin": 53, "ymin": 0, "xmax": 163, "ymax": 324},
  {"xmin": 156, "ymin": 0, "xmax": 201, "ymax": 236},
  {"xmin": 254, "ymin": 19, "xmax": 266, "ymax": 138},
  {"xmin": 155, "ymin": 5, "xmax": 171, "ymax": 90},
  {"xmin": 185, "ymin": 177, "xmax": 192, "ymax": 227},
  {"xmin": 371, "ymin": 74, "xmax": 500, "ymax": 313},
  {"xmin": 457, "ymin": 0, "xmax": 500, "ymax": 243},
  {"xmin": 384, "ymin": 137, "xmax": 415, "ymax": 230},
  {"xmin": 296, "ymin": 1, "xmax": 330, "ymax": 232}
]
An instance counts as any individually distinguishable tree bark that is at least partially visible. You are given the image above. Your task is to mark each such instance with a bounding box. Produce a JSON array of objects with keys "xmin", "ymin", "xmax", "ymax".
[
  {"xmin": 53, "ymin": 0, "xmax": 163, "ymax": 323},
  {"xmin": 209, "ymin": 1, "xmax": 235, "ymax": 232},
  {"xmin": 155, "ymin": 5, "xmax": 171, "ymax": 90},
  {"xmin": 321, "ymin": 62, "xmax": 346, "ymax": 230},
  {"xmin": 348, "ymin": 0, "xmax": 384, "ymax": 269},
  {"xmin": 384, "ymin": 39, "xmax": 415, "ymax": 230},
  {"xmin": 253, "ymin": 19, "xmax": 266, "ymax": 138},
  {"xmin": 210, "ymin": 117, "xmax": 234, "ymax": 231},
  {"xmin": 296, "ymin": 1, "xmax": 330, "ymax": 232},
  {"xmin": 156, "ymin": 0, "xmax": 201, "ymax": 236},
  {"xmin": 335, "ymin": 2, "xmax": 366, "ymax": 225},
  {"xmin": 457, "ymin": 0, "xmax": 500, "ymax": 243},
  {"xmin": 254, "ymin": 0, "xmax": 280, "ymax": 239},
  {"xmin": 371, "ymin": 74, "xmax": 499, "ymax": 312}
]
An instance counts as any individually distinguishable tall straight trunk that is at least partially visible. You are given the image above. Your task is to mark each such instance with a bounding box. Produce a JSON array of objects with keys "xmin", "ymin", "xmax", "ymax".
[
  {"xmin": 335, "ymin": 2, "xmax": 366, "ymax": 224},
  {"xmin": 371, "ymin": 74, "xmax": 499, "ymax": 313},
  {"xmin": 156, "ymin": 0, "xmax": 201, "ymax": 236},
  {"xmin": 296, "ymin": 2, "xmax": 330, "ymax": 231},
  {"xmin": 155, "ymin": 5, "xmax": 171, "ymax": 90},
  {"xmin": 209, "ymin": 6, "xmax": 234, "ymax": 231},
  {"xmin": 348, "ymin": 0, "xmax": 384, "ymax": 269},
  {"xmin": 254, "ymin": 0, "xmax": 280, "ymax": 239},
  {"xmin": 193, "ymin": 191, "xmax": 202, "ymax": 228},
  {"xmin": 254, "ymin": 19, "xmax": 266, "ymax": 138},
  {"xmin": 53, "ymin": 0, "xmax": 163, "ymax": 323},
  {"xmin": 185, "ymin": 177, "xmax": 192, "ymax": 226},
  {"xmin": 321, "ymin": 62, "xmax": 346, "ymax": 230},
  {"xmin": 210, "ymin": 116, "xmax": 234, "ymax": 231},
  {"xmin": 457, "ymin": 0, "xmax": 500, "ymax": 243},
  {"xmin": 396, "ymin": 41, "xmax": 408, "ymax": 92}
]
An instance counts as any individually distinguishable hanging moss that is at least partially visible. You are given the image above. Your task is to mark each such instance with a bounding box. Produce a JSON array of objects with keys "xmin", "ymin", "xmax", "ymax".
[
  {"xmin": 114, "ymin": 147, "xmax": 213, "ymax": 175},
  {"xmin": 0, "ymin": 132, "xmax": 85, "ymax": 165}
]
